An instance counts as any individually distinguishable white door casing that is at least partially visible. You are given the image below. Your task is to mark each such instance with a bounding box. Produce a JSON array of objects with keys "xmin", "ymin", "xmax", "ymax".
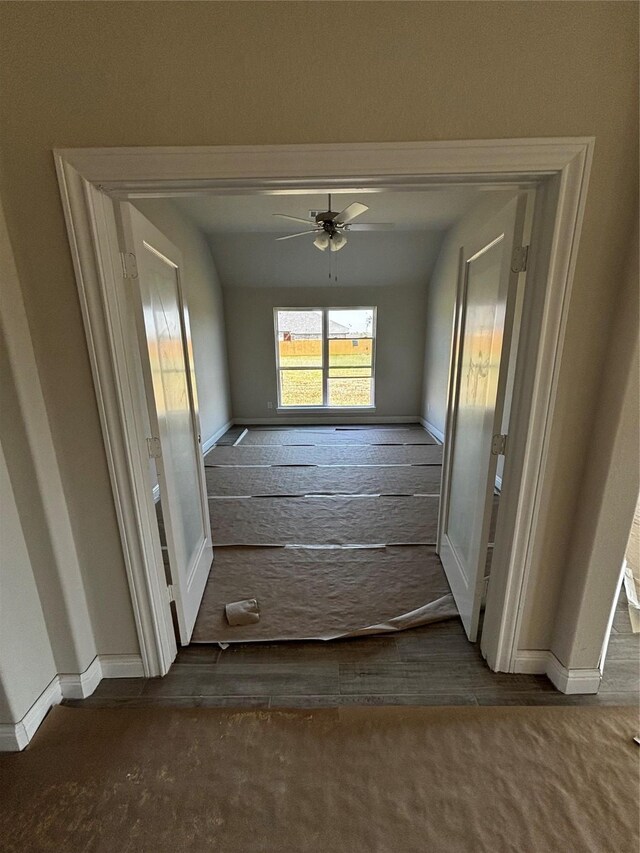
[
  {"xmin": 438, "ymin": 195, "xmax": 528, "ymax": 640},
  {"xmin": 54, "ymin": 140, "xmax": 594, "ymax": 677},
  {"xmin": 119, "ymin": 203, "xmax": 213, "ymax": 645}
]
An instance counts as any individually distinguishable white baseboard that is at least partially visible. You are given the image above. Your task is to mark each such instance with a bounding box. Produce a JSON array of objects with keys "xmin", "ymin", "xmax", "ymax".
[
  {"xmin": 545, "ymin": 654, "xmax": 601, "ymax": 694},
  {"xmin": 512, "ymin": 650, "xmax": 551, "ymax": 674},
  {"xmin": 513, "ymin": 650, "xmax": 601, "ymax": 694},
  {"xmin": 202, "ymin": 418, "xmax": 234, "ymax": 454},
  {"xmin": 58, "ymin": 655, "xmax": 103, "ymax": 700},
  {"xmin": 238, "ymin": 415, "xmax": 420, "ymax": 426},
  {"xmin": 0, "ymin": 653, "xmax": 145, "ymax": 751},
  {"xmin": 419, "ymin": 417, "xmax": 445, "ymax": 444},
  {"xmin": 99, "ymin": 654, "xmax": 145, "ymax": 678},
  {"xmin": 0, "ymin": 676, "xmax": 62, "ymax": 752}
]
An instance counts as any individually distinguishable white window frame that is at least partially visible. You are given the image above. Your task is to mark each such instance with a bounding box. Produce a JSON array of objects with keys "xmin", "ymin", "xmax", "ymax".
[{"xmin": 274, "ymin": 306, "xmax": 377, "ymax": 410}]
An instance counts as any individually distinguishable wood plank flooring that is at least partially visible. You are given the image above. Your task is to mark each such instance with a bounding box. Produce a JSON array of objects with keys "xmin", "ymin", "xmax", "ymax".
[{"xmin": 66, "ymin": 598, "xmax": 638, "ymax": 709}]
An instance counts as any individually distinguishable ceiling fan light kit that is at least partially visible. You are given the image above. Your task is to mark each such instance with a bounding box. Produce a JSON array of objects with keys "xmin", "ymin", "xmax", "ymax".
[{"xmin": 274, "ymin": 194, "xmax": 373, "ymax": 253}]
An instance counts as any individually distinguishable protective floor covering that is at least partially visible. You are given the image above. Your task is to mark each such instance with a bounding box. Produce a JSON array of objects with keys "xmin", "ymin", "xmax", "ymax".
[
  {"xmin": 192, "ymin": 545, "xmax": 454, "ymax": 642},
  {"xmin": 205, "ymin": 464, "xmax": 442, "ymax": 496},
  {"xmin": 205, "ymin": 443, "xmax": 443, "ymax": 466},
  {"xmin": 240, "ymin": 427, "xmax": 437, "ymax": 445},
  {"xmin": 193, "ymin": 424, "xmax": 455, "ymax": 643},
  {"xmin": 208, "ymin": 495, "xmax": 440, "ymax": 546},
  {"xmin": 2, "ymin": 705, "xmax": 637, "ymax": 853}
]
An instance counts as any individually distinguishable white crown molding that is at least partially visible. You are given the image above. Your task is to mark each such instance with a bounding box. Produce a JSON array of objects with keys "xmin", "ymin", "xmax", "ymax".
[{"xmin": 0, "ymin": 654, "xmax": 145, "ymax": 751}]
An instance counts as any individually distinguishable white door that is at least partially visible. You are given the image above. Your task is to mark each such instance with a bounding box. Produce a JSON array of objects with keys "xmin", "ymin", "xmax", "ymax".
[
  {"xmin": 438, "ymin": 195, "xmax": 528, "ymax": 641},
  {"xmin": 119, "ymin": 203, "xmax": 213, "ymax": 645}
]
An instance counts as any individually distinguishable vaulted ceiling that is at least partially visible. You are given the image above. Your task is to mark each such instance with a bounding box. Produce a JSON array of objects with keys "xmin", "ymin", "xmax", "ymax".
[{"xmin": 174, "ymin": 187, "xmax": 484, "ymax": 288}]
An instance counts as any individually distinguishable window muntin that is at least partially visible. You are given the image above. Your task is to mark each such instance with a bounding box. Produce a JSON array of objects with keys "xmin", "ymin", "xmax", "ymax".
[{"xmin": 275, "ymin": 307, "xmax": 376, "ymax": 408}]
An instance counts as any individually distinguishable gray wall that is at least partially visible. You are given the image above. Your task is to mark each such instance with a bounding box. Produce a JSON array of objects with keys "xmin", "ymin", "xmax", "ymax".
[
  {"xmin": 134, "ymin": 200, "xmax": 232, "ymax": 445},
  {"xmin": 224, "ymin": 285, "xmax": 428, "ymax": 421}
]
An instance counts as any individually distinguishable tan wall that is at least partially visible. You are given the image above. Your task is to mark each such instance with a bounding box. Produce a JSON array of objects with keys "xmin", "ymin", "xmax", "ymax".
[
  {"xmin": 0, "ymin": 442, "xmax": 57, "ymax": 724},
  {"xmin": 0, "ymin": 2, "xmax": 637, "ymax": 656}
]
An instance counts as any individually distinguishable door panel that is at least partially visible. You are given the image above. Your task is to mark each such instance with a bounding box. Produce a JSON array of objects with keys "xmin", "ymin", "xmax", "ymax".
[
  {"xmin": 439, "ymin": 195, "xmax": 527, "ymax": 641},
  {"xmin": 120, "ymin": 203, "xmax": 213, "ymax": 645}
]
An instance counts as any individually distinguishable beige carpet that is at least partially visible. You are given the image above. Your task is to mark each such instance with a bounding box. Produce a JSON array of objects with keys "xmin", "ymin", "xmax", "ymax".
[
  {"xmin": 192, "ymin": 545, "xmax": 455, "ymax": 642},
  {"xmin": 1, "ymin": 705, "xmax": 637, "ymax": 853}
]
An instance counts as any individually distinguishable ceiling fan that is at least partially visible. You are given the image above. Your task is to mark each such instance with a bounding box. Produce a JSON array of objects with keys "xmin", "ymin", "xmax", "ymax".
[{"xmin": 273, "ymin": 194, "xmax": 391, "ymax": 252}]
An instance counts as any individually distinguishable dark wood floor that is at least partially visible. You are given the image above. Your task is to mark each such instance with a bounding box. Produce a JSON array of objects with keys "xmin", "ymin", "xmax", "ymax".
[{"xmin": 66, "ymin": 588, "xmax": 638, "ymax": 710}]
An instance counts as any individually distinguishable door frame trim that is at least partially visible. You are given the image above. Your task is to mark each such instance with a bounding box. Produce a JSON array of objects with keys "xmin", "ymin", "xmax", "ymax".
[{"xmin": 54, "ymin": 138, "xmax": 594, "ymax": 676}]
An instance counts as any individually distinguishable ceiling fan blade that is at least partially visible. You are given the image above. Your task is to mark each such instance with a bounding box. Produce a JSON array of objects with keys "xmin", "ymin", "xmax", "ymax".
[
  {"xmin": 273, "ymin": 214, "xmax": 315, "ymax": 225},
  {"xmin": 346, "ymin": 223, "xmax": 395, "ymax": 231},
  {"xmin": 275, "ymin": 230, "xmax": 319, "ymax": 241},
  {"xmin": 334, "ymin": 202, "xmax": 369, "ymax": 225}
]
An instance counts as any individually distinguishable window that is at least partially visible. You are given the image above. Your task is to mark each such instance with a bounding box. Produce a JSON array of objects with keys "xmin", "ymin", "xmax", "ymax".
[{"xmin": 274, "ymin": 308, "xmax": 376, "ymax": 408}]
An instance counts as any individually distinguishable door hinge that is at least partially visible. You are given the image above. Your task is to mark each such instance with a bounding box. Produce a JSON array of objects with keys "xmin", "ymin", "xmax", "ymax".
[
  {"xmin": 511, "ymin": 245, "xmax": 529, "ymax": 273},
  {"xmin": 120, "ymin": 251, "xmax": 138, "ymax": 279},
  {"xmin": 146, "ymin": 436, "xmax": 162, "ymax": 459},
  {"xmin": 491, "ymin": 434, "xmax": 508, "ymax": 456},
  {"xmin": 166, "ymin": 584, "xmax": 175, "ymax": 603}
]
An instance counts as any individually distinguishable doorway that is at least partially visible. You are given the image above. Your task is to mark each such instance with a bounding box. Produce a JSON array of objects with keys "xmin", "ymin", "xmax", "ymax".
[{"xmin": 55, "ymin": 139, "xmax": 594, "ymax": 687}]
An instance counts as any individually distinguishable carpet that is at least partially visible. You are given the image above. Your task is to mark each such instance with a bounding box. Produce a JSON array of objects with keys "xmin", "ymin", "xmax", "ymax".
[{"xmin": 1, "ymin": 704, "xmax": 637, "ymax": 853}]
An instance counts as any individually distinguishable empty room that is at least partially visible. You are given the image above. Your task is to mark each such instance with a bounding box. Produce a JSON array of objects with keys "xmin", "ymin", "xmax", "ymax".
[
  {"xmin": 136, "ymin": 185, "xmax": 521, "ymax": 653},
  {"xmin": 1, "ymin": 2, "xmax": 638, "ymax": 851}
]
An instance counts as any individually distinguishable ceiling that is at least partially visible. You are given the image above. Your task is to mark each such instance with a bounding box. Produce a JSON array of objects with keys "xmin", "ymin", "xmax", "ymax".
[
  {"xmin": 174, "ymin": 187, "xmax": 482, "ymax": 234},
  {"xmin": 172, "ymin": 187, "xmax": 485, "ymax": 288}
]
